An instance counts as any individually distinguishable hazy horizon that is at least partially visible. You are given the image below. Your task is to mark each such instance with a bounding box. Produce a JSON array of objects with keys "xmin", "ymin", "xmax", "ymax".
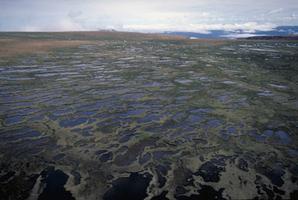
[{"xmin": 1, "ymin": 0, "xmax": 298, "ymax": 34}]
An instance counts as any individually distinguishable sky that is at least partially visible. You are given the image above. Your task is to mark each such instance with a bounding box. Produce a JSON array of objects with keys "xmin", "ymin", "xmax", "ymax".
[{"xmin": 0, "ymin": 0, "xmax": 298, "ymax": 33}]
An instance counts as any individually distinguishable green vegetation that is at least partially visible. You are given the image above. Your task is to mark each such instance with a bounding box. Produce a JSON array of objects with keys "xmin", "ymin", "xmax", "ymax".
[{"xmin": 0, "ymin": 32, "xmax": 297, "ymax": 199}]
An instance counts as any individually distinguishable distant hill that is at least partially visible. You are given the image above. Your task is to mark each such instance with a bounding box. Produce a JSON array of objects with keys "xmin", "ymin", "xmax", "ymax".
[
  {"xmin": 243, "ymin": 35, "xmax": 298, "ymax": 40},
  {"xmin": 164, "ymin": 26, "xmax": 298, "ymax": 39}
]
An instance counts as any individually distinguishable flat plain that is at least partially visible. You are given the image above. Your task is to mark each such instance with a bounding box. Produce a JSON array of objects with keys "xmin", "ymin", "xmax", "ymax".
[{"xmin": 0, "ymin": 32, "xmax": 298, "ymax": 200}]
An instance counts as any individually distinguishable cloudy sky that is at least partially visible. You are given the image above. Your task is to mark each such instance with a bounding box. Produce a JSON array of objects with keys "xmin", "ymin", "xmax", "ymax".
[{"xmin": 0, "ymin": 0, "xmax": 297, "ymax": 32}]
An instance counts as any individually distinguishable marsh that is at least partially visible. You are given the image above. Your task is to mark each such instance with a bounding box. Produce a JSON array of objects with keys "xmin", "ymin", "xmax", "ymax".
[{"xmin": 0, "ymin": 32, "xmax": 298, "ymax": 199}]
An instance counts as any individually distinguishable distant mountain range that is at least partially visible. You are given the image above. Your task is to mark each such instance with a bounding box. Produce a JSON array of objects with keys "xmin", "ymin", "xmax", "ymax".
[
  {"xmin": 164, "ymin": 26, "xmax": 298, "ymax": 39},
  {"xmin": 243, "ymin": 35, "xmax": 298, "ymax": 40}
]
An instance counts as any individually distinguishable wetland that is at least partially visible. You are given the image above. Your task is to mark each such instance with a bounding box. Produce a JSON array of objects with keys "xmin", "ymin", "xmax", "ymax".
[{"xmin": 0, "ymin": 32, "xmax": 298, "ymax": 200}]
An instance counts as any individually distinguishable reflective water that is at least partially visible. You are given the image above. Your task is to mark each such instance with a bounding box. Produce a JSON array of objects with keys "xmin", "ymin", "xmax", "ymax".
[{"xmin": 0, "ymin": 37, "xmax": 298, "ymax": 199}]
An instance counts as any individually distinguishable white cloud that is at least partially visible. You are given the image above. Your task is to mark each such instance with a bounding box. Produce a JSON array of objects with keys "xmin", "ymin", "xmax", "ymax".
[
  {"xmin": 122, "ymin": 22, "xmax": 276, "ymax": 33},
  {"xmin": 222, "ymin": 33, "xmax": 267, "ymax": 38},
  {"xmin": 21, "ymin": 26, "xmax": 41, "ymax": 32},
  {"xmin": 17, "ymin": 17, "xmax": 87, "ymax": 32},
  {"xmin": 56, "ymin": 18, "xmax": 85, "ymax": 31},
  {"xmin": 0, "ymin": 0, "xmax": 297, "ymax": 32},
  {"xmin": 268, "ymin": 8, "xmax": 284, "ymax": 15}
]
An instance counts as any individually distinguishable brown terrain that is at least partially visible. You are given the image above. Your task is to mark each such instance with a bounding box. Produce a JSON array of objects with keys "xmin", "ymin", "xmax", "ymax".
[
  {"xmin": 0, "ymin": 31, "xmax": 227, "ymax": 58},
  {"xmin": 0, "ymin": 39, "xmax": 93, "ymax": 58}
]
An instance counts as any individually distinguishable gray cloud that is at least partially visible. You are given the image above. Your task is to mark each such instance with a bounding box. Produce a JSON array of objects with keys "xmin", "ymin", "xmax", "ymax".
[{"xmin": 0, "ymin": 0, "xmax": 297, "ymax": 32}]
